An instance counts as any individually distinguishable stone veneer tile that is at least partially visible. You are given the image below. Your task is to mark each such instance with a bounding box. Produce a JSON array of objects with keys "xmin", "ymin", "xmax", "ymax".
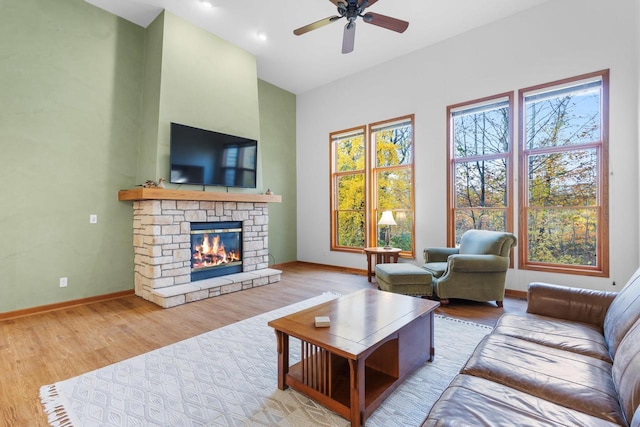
[
  {"xmin": 221, "ymin": 282, "xmax": 243, "ymax": 294},
  {"xmin": 156, "ymin": 294, "xmax": 185, "ymax": 309},
  {"xmin": 186, "ymin": 290, "xmax": 209, "ymax": 303},
  {"xmin": 250, "ymin": 268, "xmax": 283, "ymax": 277},
  {"xmin": 195, "ymin": 276, "xmax": 234, "ymax": 290},
  {"xmin": 153, "ymin": 283, "xmax": 201, "ymax": 297},
  {"xmin": 252, "ymin": 277, "xmax": 269, "ymax": 287},
  {"xmin": 226, "ymin": 272, "xmax": 260, "ymax": 282}
]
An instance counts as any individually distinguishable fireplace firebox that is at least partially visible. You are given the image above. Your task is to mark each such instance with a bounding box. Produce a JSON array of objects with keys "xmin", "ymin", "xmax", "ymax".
[{"xmin": 190, "ymin": 221, "xmax": 243, "ymax": 281}]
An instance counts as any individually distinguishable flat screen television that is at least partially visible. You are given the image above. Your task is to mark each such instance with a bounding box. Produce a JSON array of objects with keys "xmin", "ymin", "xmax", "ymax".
[{"xmin": 170, "ymin": 122, "xmax": 258, "ymax": 188}]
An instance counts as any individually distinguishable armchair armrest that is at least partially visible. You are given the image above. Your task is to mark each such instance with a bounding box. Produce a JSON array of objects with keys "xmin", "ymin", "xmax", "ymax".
[
  {"xmin": 424, "ymin": 247, "xmax": 458, "ymax": 263},
  {"xmin": 446, "ymin": 254, "xmax": 509, "ymax": 273},
  {"xmin": 527, "ymin": 282, "xmax": 617, "ymax": 327}
]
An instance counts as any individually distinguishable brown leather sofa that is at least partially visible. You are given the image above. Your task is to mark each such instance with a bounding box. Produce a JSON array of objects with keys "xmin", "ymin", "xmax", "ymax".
[{"xmin": 422, "ymin": 268, "xmax": 640, "ymax": 426}]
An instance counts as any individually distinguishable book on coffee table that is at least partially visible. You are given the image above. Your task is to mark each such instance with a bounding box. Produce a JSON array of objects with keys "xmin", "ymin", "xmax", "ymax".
[{"xmin": 314, "ymin": 316, "xmax": 330, "ymax": 327}]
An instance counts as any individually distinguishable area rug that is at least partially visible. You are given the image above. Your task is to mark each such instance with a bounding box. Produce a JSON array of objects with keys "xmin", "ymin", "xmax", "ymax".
[{"xmin": 40, "ymin": 293, "xmax": 491, "ymax": 427}]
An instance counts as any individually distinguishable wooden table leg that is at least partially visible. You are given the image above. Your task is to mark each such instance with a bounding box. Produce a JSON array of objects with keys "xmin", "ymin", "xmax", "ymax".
[
  {"xmin": 275, "ymin": 330, "xmax": 289, "ymax": 390},
  {"xmin": 366, "ymin": 253, "xmax": 373, "ymax": 282},
  {"xmin": 428, "ymin": 312, "xmax": 435, "ymax": 362},
  {"xmin": 349, "ymin": 358, "xmax": 365, "ymax": 426}
]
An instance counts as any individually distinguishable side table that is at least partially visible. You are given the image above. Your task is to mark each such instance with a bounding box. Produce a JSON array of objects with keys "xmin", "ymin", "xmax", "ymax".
[{"xmin": 363, "ymin": 247, "xmax": 401, "ymax": 282}]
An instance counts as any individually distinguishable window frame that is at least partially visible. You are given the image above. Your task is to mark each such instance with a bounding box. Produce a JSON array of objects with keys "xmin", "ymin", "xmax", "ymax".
[
  {"xmin": 518, "ymin": 69, "xmax": 609, "ymax": 277},
  {"xmin": 446, "ymin": 93, "xmax": 515, "ymax": 247},
  {"xmin": 330, "ymin": 125, "xmax": 368, "ymax": 253},
  {"xmin": 329, "ymin": 116, "xmax": 416, "ymax": 257},
  {"xmin": 368, "ymin": 114, "xmax": 416, "ymax": 258}
]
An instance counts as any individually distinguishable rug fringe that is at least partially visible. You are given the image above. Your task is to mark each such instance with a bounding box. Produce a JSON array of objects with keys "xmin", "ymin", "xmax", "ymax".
[
  {"xmin": 322, "ymin": 291, "xmax": 343, "ymax": 297},
  {"xmin": 39, "ymin": 384, "xmax": 74, "ymax": 427},
  {"xmin": 435, "ymin": 314, "xmax": 493, "ymax": 330}
]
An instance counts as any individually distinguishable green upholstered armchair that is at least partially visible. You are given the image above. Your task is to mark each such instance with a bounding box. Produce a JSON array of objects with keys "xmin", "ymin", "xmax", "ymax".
[{"xmin": 423, "ymin": 230, "xmax": 517, "ymax": 307}]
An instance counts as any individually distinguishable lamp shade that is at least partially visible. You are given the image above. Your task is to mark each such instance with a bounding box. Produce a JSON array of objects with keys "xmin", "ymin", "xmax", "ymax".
[{"xmin": 378, "ymin": 210, "xmax": 397, "ymax": 226}]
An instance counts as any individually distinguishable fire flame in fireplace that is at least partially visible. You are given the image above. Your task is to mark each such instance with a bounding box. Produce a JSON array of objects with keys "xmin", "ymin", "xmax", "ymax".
[{"xmin": 192, "ymin": 234, "xmax": 240, "ymax": 269}]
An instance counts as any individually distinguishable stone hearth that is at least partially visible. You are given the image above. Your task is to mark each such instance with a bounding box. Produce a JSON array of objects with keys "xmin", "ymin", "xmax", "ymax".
[{"xmin": 119, "ymin": 189, "xmax": 282, "ymax": 308}]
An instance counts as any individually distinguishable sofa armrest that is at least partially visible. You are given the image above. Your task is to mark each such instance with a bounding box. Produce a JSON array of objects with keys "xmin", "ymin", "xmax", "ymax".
[
  {"xmin": 526, "ymin": 282, "xmax": 617, "ymax": 327},
  {"xmin": 424, "ymin": 247, "xmax": 458, "ymax": 263}
]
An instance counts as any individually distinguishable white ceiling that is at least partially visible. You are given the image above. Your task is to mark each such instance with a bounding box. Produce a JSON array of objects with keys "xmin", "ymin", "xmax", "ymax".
[{"xmin": 85, "ymin": 0, "xmax": 551, "ymax": 94}]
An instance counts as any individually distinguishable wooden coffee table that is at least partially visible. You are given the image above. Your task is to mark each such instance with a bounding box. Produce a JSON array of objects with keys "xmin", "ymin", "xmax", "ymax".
[{"xmin": 268, "ymin": 289, "xmax": 439, "ymax": 426}]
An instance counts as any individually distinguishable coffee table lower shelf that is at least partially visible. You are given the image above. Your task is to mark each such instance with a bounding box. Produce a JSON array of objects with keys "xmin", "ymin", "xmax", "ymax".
[{"xmin": 287, "ymin": 359, "xmax": 398, "ymax": 420}]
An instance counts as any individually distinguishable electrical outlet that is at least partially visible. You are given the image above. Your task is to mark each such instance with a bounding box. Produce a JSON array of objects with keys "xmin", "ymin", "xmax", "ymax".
[
  {"xmin": 90, "ymin": 214, "xmax": 97, "ymax": 224},
  {"xmin": 59, "ymin": 277, "xmax": 68, "ymax": 287}
]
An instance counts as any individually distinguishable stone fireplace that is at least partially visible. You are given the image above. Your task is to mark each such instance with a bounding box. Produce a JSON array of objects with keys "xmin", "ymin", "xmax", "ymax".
[{"xmin": 119, "ymin": 188, "xmax": 282, "ymax": 308}]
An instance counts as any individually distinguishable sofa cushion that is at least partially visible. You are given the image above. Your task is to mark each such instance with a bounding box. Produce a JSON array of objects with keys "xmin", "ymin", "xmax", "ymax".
[
  {"xmin": 612, "ymin": 318, "xmax": 640, "ymax": 425},
  {"xmin": 422, "ymin": 262, "xmax": 447, "ymax": 278},
  {"xmin": 375, "ymin": 263, "xmax": 433, "ymax": 296},
  {"xmin": 604, "ymin": 266, "xmax": 640, "ymax": 358},
  {"xmin": 458, "ymin": 229, "xmax": 516, "ymax": 257},
  {"xmin": 526, "ymin": 282, "xmax": 616, "ymax": 327},
  {"xmin": 494, "ymin": 312, "xmax": 610, "ymax": 362},
  {"xmin": 461, "ymin": 334, "xmax": 625, "ymax": 425},
  {"xmin": 422, "ymin": 374, "xmax": 621, "ymax": 427},
  {"xmin": 375, "ymin": 263, "xmax": 432, "ymax": 285}
]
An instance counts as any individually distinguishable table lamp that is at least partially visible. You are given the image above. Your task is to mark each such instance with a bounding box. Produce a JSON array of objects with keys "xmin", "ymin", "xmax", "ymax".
[{"xmin": 378, "ymin": 211, "xmax": 397, "ymax": 249}]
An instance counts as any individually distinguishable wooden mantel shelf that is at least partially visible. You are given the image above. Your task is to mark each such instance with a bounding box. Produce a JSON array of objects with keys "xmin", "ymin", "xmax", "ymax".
[{"xmin": 118, "ymin": 188, "xmax": 282, "ymax": 203}]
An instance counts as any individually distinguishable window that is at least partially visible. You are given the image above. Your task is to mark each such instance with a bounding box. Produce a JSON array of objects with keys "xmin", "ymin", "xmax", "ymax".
[
  {"xmin": 519, "ymin": 70, "xmax": 609, "ymax": 276},
  {"xmin": 370, "ymin": 116, "xmax": 415, "ymax": 255},
  {"xmin": 330, "ymin": 126, "xmax": 366, "ymax": 251},
  {"xmin": 330, "ymin": 115, "xmax": 415, "ymax": 256},
  {"xmin": 447, "ymin": 94, "xmax": 513, "ymax": 246}
]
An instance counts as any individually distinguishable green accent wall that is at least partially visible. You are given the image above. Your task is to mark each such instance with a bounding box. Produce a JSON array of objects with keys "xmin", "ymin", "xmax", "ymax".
[
  {"xmin": 0, "ymin": 0, "xmax": 297, "ymax": 313},
  {"xmin": 0, "ymin": 0, "xmax": 144, "ymax": 312},
  {"xmin": 141, "ymin": 11, "xmax": 262, "ymax": 190},
  {"xmin": 258, "ymin": 80, "xmax": 297, "ymax": 264},
  {"xmin": 137, "ymin": 11, "xmax": 164, "ymax": 184}
]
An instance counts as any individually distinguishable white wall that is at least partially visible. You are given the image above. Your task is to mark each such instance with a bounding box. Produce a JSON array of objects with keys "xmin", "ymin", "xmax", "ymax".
[{"xmin": 296, "ymin": 0, "xmax": 640, "ymax": 292}]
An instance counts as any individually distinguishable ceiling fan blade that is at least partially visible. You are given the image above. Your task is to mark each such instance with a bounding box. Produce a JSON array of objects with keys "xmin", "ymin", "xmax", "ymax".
[
  {"xmin": 360, "ymin": 0, "xmax": 379, "ymax": 8},
  {"xmin": 363, "ymin": 12, "xmax": 409, "ymax": 33},
  {"xmin": 293, "ymin": 15, "xmax": 342, "ymax": 36},
  {"xmin": 342, "ymin": 21, "xmax": 356, "ymax": 54}
]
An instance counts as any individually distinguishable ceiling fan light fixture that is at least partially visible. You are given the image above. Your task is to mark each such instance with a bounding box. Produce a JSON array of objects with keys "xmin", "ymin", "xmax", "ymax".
[{"xmin": 198, "ymin": 0, "xmax": 214, "ymax": 9}]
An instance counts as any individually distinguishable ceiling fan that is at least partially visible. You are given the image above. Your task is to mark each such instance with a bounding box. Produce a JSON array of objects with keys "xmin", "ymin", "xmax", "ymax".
[{"xmin": 293, "ymin": 0, "xmax": 409, "ymax": 54}]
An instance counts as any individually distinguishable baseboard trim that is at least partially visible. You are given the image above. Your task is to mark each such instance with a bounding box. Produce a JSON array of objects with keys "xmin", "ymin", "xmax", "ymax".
[
  {"xmin": 271, "ymin": 260, "xmax": 299, "ymax": 270},
  {"xmin": 505, "ymin": 288, "xmax": 528, "ymax": 300},
  {"xmin": 0, "ymin": 290, "xmax": 135, "ymax": 321}
]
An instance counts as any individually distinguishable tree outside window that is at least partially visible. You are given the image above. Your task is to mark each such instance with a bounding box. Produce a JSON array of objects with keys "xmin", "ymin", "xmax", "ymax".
[
  {"xmin": 447, "ymin": 94, "xmax": 513, "ymax": 246},
  {"xmin": 519, "ymin": 70, "xmax": 609, "ymax": 276}
]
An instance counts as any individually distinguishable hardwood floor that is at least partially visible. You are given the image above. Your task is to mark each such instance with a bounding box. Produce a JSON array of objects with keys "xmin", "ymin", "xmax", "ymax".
[{"xmin": 0, "ymin": 262, "xmax": 526, "ymax": 426}]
